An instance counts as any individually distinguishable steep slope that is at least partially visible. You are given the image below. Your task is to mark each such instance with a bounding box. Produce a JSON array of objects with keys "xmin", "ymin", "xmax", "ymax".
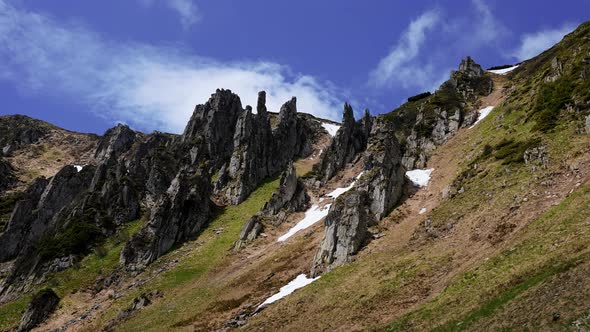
[
  {"xmin": 239, "ymin": 22, "xmax": 590, "ymax": 331},
  {"xmin": 1, "ymin": 21, "xmax": 589, "ymax": 332}
]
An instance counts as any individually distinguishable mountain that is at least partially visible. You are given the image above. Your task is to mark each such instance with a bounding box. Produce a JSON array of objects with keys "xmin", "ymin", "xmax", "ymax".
[{"xmin": 0, "ymin": 21, "xmax": 589, "ymax": 332}]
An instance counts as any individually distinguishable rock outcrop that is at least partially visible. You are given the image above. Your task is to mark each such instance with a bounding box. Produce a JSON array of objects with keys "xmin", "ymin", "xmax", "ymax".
[
  {"xmin": 0, "ymin": 115, "xmax": 50, "ymax": 156},
  {"xmin": 182, "ymin": 89, "xmax": 244, "ymax": 170},
  {"xmin": 214, "ymin": 93, "xmax": 319, "ymax": 204},
  {"xmin": 390, "ymin": 56, "xmax": 493, "ymax": 170},
  {"xmin": 311, "ymin": 190, "xmax": 370, "ymax": 276},
  {"xmin": 586, "ymin": 114, "xmax": 590, "ymax": 134},
  {"xmin": 313, "ymin": 105, "xmax": 372, "ymax": 182},
  {"xmin": 311, "ymin": 118, "xmax": 405, "ymax": 276},
  {"xmin": 234, "ymin": 163, "xmax": 309, "ymax": 250},
  {"xmin": 0, "ymin": 157, "xmax": 16, "ymax": 191},
  {"xmin": 121, "ymin": 168, "xmax": 212, "ymax": 271},
  {"xmin": 0, "ymin": 166, "xmax": 94, "ymax": 263},
  {"xmin": 94, "ymin": 124, "xmax": 138, "ymax": 163},
  {"xmin": 17, "ymin": 288, "xmax": 60, "ymax": 332}
]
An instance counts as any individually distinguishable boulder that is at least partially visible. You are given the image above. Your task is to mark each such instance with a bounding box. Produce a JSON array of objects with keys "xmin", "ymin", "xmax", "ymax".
[{"xmin": 17, "ymin": 288, "xmax": 60, "ymax": 332}]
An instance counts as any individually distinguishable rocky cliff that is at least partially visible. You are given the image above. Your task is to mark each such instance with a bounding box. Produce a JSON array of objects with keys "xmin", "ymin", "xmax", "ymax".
[
  {"xmin": 234, "ymin": 163, "xmax": 309, "ymax": 250},
  {"xmin": 313, "ymin": 104, "xmax": 372, "ymax": 182},
  {"xmin": 311, "ymin": 117, "xmax": 405, "ymax": 275},
  {"xmin": 386, "ymin": 56, "xmax": 493, "ymax": 169},
  {"xmin": 0, "ymin": 89, "xmax": 323, "ymax": 302}
]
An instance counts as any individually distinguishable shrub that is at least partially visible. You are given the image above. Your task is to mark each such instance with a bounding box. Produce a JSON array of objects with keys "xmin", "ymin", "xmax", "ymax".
[
  {"xmin": 531, "ymin": 78, "xmax": 574, "ymax": 132},
  {"xmin": 493, "ymin": 138, "xmax": 541, "ymax": 165}
]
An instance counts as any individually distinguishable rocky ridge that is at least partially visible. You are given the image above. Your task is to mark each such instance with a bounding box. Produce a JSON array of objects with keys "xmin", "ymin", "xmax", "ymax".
[{"xmin": 0, "ymin": 89, "xmax": 322, "ymax": 304}]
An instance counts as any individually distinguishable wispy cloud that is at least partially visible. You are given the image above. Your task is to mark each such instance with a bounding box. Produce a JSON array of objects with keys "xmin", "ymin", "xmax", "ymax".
[
  {"xmin": 368, "ymin": 10, "xmax": 440, "ymax": 89},
  {"xmin": 512, "ymin": 24, "xmax": 575, "ymax": 61},
  {"xmin": 139, "ymin": 0, "xmax": 201, "ymax": 29},
  {"xmin": 368, "ymin": 0, "xmax": 506, "ymax": 93},
  {"xmin": 0, "ymin": 1, "xmax": 343, "ymax": 133}
]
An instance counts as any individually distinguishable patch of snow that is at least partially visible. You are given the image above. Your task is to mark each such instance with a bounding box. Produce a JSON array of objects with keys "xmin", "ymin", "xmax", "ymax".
[
  {"xmin": 488, "ymin": 65, "xmax": 519, "ymax": 75},
  {"xmin": 258, "ymin": 274, "xmax": 320, "ymax": 309},
  {"xmin": 321, "ymin": 123, "xmax": 341, "ymax": 137},
  {"xmin": 277, "ymin": 204, "xmax": 331, "ymax": 242},
  {"xmin": 278, "ymin": 172, "xmax": 364, "ymax": 242},
  {"xmin": 469, "ymin": 106, "xmax": 494, "ymax": 129},
  {"xmin": 419, "ymin": 207, "xmax": 427, "ymax": 215},
  {"xmin": 326, "ymin": 172, "xmax": 364, "ymax": 199},
  {"xmin": 73, "ymin": 165, "xmax": 84, "ymax": 172},
  {"xmin": 406, "ymin": 169, "xmax": 434, "ymax": 187}
]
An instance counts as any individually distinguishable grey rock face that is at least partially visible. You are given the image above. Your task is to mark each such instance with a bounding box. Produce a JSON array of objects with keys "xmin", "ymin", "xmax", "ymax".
[
  {"xmin": 357, "ymin": 119, "xmax": 405, "ymax": 220},
  {"xmin": 0, "ymin": 115, "xmax": 50, "ymax": 156},
  {"xmin": 94, "ymin": 124, "xmax": 137, "ymax": 163},
  {"xmin": 314, "ymin": 105, "xmax": 372, "ymax": 182},
  {"xmin": 17, "ymin": 288, "xmax": 60, "ymax": 332},
  {"xmin": 234, "ymin": 163, "xmax": 309, "ymax": 250},
  {"xmin": 121, "ymin": 168, "xmax": 212, "ymax": 271},
  {"xmin": 215, "ymin": 94, "xmax": 319, "ymax": 205},
  {"xmin": 0, "ymin": 157, "xmax": 16, "ymax": 191},
  {"xmin": 311, "ymin": 119, "xmax": 405, "ymax": 276},
  {"xmin": 311, "ymin": 190, "xmax": 370, "ymax": 276},
  {"xmin": 0, "ymin": 166, "xmax": 94, "ymax": 264},
  {"xmin": 585, "ymin": 114, "xmax": 590, "ymax": 134},
  {"xmin": 399, "ymin": 57, "xmax": 493, "ymax": 170},
  {"xmin": 182, "ymin": 89, "xmax": 244, "ymax": 170},
  {"xmin": 458, "ymin": 56, "xmax": 485, "ymax": 78}
]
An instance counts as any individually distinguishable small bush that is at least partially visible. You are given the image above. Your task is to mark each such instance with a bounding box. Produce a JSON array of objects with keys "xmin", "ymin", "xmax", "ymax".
[
  {"xmin": 531, "ymin": 78, "xmax": 574, "ymax": 132},
  {"xmin": 493, "ymin": 138, "xmax": 541, "ymax": 165}
]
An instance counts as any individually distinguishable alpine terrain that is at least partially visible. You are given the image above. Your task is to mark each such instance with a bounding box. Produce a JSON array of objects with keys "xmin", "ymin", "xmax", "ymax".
[{"xmin": 1, "ymin": 20, "xmax": 590, "ymax": 332}]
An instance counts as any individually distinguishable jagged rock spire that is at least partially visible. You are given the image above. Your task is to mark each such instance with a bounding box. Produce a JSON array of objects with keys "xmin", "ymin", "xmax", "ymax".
[{"xmin": 458, "ymin": 56, "xmax": 485, "ymax": 78}]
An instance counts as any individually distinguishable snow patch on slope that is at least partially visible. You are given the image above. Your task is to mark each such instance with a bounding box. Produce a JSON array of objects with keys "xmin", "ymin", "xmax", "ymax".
[
  {"xmin": 469, "ymin": 106, "xmax": 494, "ymax": 128},
  {"xmin": 321, "ymin": 122, "xmax": 341, "ymax": 137},
  {"xmin": 406, "ymin": 169, "xmax": 433, "ymax": 187},
  {"xmin": 73, "ymin": 165, "xmax": 84, "ymax": 172},
  {"xmin": 277, "ymin": 204, "xmax": 331, "ymax": 242},
  {"xmin": 278, "ymin": 172, "xmax": 364, "ymax": 242},
  {"xmin": 326, "ymin": 172, "xmax": 364, "ymax": 199},
  {"xmin": 258, "ymin": 274, "xmax": 320, "ymax": 309},
  {"xmin": 488, "ymin": 65, "xmax": 519, "ymax": 75}
]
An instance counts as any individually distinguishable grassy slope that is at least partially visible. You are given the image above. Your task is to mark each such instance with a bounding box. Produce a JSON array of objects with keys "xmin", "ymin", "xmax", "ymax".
[
  {"xmin": 242, "ymin": 23, "xmax": 590, "ymax": 331},
  {"xmin": 80, "ymin": 177, "xmax": 280, "ymax": 331},
  {"xmin": 0, "ymin": 219, "xmax": 143, "ymax": 331}
]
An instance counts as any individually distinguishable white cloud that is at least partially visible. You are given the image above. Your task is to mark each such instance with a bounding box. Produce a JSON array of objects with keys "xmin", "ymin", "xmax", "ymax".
[
  {"xmin": 369, "ymin": 1, "xmax": 508, "ymax": 93},
  {"xmin": 512, "ymin": 24, "xmax": 575, "ymax": 61},
  {"xmin": 0, "ymin": 1, "xmax": 343, "ymax": 133},
  {"xmin": 139, "ymin": 0, "xmax": 201, "ymax": 29},
  {"xmin": 471, "ymin": 0, "xmax": 503, "ymax": 44},
  {"xmin": 369, "ymin": 10, "xmax": 440, "ymax": 89}
]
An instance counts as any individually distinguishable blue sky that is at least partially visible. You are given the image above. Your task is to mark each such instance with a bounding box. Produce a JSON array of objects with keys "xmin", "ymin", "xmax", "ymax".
[{"xmin": 0, "ymin": 0, "xmax": 587, "ymax": 134}]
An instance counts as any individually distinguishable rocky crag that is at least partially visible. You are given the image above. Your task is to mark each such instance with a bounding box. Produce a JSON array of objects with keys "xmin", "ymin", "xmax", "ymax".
[
  {"xmin": 386, "ymin": 56, "xmax": 494, "ymax": 170},
  {"xmin": 234, "ymin": 162, "xmax": 309, "ymax": 250},
  {"xmin": 0, "ymin": 89, "xmax": 322, "ymax": 303}
]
